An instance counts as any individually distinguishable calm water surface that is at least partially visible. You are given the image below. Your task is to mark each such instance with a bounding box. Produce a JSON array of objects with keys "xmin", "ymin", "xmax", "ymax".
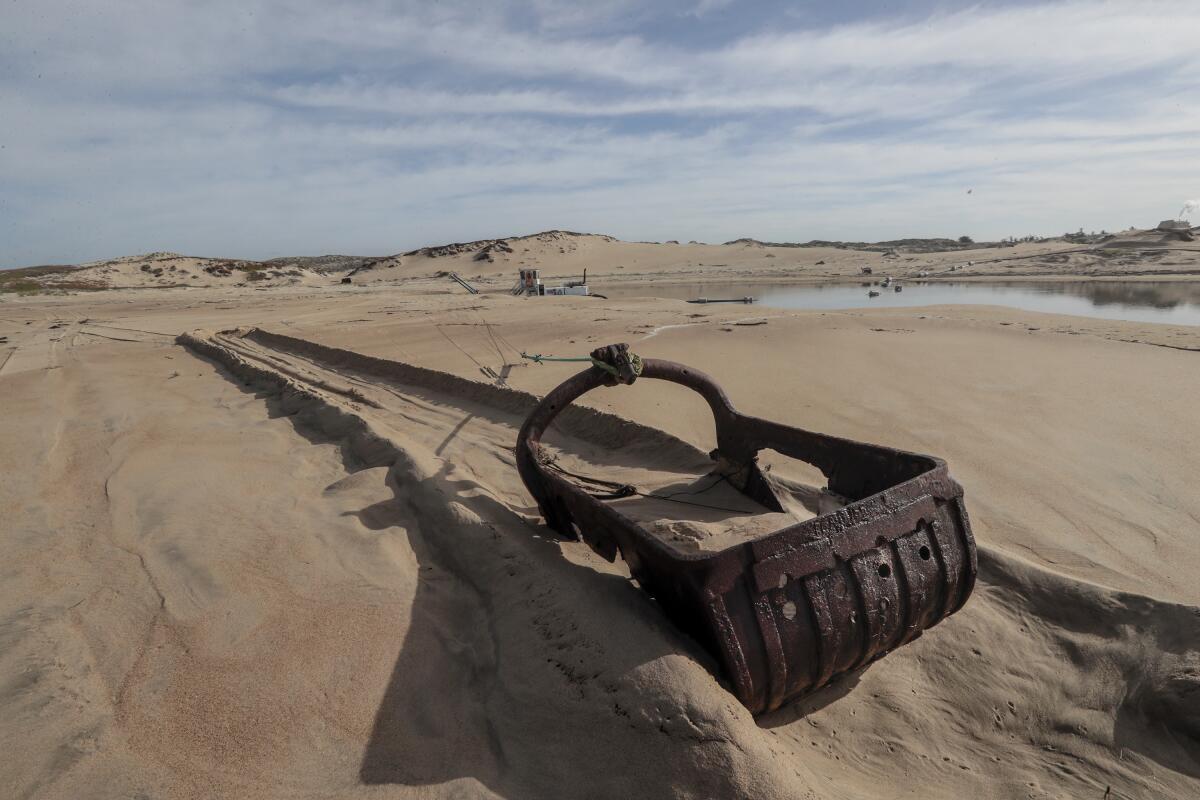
[{"xmin": 606, "ymin": 281, "xmax": 1200, "ymax": 326}]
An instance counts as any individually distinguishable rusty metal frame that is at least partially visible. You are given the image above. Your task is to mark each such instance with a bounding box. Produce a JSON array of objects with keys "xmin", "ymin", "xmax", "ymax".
[{"xmin": 516, "ymin": 353, "xmax": 976, "ymax": 715}]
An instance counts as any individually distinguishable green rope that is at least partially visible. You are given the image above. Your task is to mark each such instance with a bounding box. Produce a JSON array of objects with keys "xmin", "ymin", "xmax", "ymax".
[{"xmin": 521, "ymin": 351, "xmax": 620, "ymax": 376}]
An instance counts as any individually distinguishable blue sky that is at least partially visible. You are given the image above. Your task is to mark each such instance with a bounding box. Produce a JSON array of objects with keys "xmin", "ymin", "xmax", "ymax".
[{"xmin": 2, "ymin": 0, "xmax": 1198, "ymax": 266}]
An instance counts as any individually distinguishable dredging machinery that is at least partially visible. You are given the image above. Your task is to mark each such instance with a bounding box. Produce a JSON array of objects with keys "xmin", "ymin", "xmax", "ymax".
[{"xmin": 516, "ymin": 344, "xmax": 976, "ymax": 715}]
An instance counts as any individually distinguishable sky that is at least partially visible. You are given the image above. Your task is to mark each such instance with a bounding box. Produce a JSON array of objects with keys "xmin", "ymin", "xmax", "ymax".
[{"xmin": 2, "ymin": 0, "xmax": 1198, "ymax": 267}]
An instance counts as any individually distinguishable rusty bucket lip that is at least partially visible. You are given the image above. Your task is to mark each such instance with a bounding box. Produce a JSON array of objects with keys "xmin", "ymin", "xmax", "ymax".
[
  {"xmin": 526, "ymin": 441, "xmax": 951, "ymax": 567},
  {"xmin": 515, "ymin": 357, "xmax": 955, "ymax": 571}
]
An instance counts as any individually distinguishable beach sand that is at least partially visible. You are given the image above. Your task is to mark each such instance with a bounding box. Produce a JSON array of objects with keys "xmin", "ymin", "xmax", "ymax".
[{"xmin": 2, "ymin": 243, "xmax": 1199, "ymax": 799}]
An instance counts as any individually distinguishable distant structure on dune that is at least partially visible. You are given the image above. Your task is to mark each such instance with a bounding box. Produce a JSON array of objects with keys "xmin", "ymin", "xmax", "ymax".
[{"xmin": 1155, "ymin": 218, "xmax": 1194, "ymax": 242}]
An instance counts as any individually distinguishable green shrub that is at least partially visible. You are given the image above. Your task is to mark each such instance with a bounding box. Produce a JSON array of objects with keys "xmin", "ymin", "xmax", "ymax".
[{"xmin": 0, "ymin": 279, "xmax": 42, "ymax": 294}]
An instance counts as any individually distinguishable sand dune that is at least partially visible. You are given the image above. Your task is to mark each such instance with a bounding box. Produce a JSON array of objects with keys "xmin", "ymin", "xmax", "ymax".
[
  {"xmin": 6, "ymin": 228, "xmax": 1200, "ymax": 297},
  {"xmin": 2, "ymin": 274, "xmax": 1198, "ymax": 798}
]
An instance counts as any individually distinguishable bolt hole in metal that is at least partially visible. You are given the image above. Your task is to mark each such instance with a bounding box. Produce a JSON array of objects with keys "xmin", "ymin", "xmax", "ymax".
[
  {"xmin": 877, "ymin": 563, "xmax": 892, "ymax": 578},
  {"xmin": 918, "ymin": 545, "xmax": 932, "ymax": 560}
]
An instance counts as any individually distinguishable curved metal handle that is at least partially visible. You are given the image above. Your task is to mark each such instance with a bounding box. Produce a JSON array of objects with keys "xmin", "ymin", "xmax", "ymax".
[
  {"xmin": 516, "ymin": 358, "xmax": 785, "ymax": 513},
  {"xmin": 517, "ymin": 358, "xmax": 736, "ymax": 448},
  {"xmin": 516, "ymin": 354, "xmax": 941, "ymax": 516}
]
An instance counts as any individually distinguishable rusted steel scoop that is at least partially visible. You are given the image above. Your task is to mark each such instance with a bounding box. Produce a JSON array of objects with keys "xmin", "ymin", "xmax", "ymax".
[{"xmin": 516, "ymin": 345, "xmax": 977, "ymax": 715}]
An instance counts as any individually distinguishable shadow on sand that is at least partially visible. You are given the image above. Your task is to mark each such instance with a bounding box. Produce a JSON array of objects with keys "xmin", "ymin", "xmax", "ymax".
[{"xmin": 186, "ymin": 344, "xmax": 886, "ymax": 794}]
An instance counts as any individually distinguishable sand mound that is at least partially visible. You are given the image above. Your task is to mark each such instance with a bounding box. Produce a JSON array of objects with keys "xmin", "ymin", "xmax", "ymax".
[{"xmin": 8, "ymin": 227, "xmax": 1200, "ymax": 297}]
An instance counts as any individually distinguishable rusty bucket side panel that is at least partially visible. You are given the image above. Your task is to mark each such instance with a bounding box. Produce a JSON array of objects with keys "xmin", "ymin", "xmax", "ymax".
[{"xmin": 702, "ymin": 492, "xmax": 976, "ymax": 714}]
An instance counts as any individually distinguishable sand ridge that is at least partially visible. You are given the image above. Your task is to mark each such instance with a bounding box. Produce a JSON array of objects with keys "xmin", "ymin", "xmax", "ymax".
[{"xmin": 7, "ymin": 228, "xmax": 1200, "ymax": 297}]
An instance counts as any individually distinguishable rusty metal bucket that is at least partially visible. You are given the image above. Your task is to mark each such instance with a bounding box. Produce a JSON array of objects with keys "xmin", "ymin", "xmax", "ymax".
[{"xmin": 515, "ymin": 347, "xmax": 976, "ymax": 715}]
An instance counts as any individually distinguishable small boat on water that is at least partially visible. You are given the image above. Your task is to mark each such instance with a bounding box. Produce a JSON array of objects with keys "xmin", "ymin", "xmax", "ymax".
[
  {"xmin": 894, "ymin": 284, "xmax": 903, "ymax": 292},
  {"xmin": 868, "ymin": 290, "xmax": 881, "ymax": 298}
]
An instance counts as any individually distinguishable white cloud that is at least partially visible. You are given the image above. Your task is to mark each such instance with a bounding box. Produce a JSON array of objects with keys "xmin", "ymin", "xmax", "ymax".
[{"xmin": 2, "ymin": 0, "xmax": 1199, "ymax": 265}]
